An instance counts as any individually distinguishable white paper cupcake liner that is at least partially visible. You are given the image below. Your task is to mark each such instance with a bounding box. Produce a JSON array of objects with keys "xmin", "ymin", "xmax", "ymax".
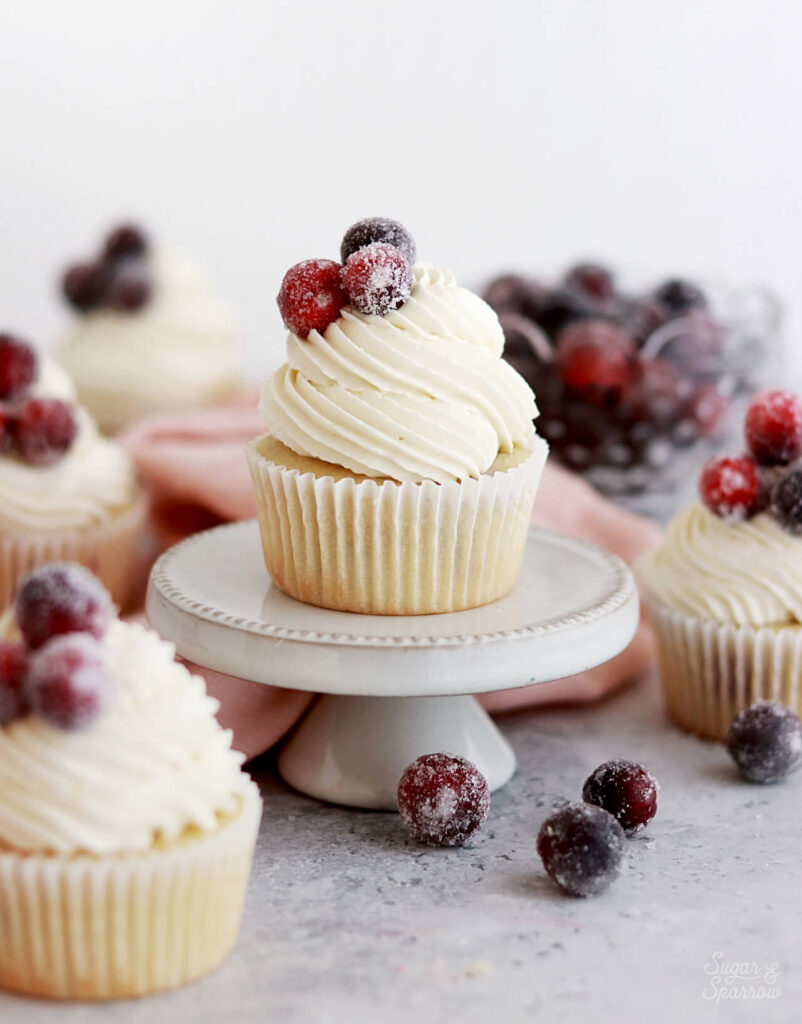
[
  {"xmin": 647, "ymin": 599, "xmax": 802, "ymax": 740},
  {"xmin": 0, "ymin": 782, "xmax": 261, "ymax": 1000},
  {"xmin": 0, "ymin": 492, "xmax": 147, "ymax": 612},
  {"xmin": 247, "ymin": 437, "xmax": 548, "ymax": 615}
]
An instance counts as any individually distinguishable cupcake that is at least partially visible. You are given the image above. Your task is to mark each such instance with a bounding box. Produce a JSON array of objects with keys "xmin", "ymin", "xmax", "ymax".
[
  {"xmin": 0, "ymin": 334, "xmax": 145, "ymax": 610},
  {"xmin": 247, "ymin": 217, "xmax": 549, "ymax": 615},
  {"xmin": 638, "ymin": 389, "xmax": 802, "ymax": 740},
  {"xmin": 0, "ymin": 563, "xmax": 262, "ymax": 999},
  {"xmin": 56, "ymin": 222, "xmax": 242, "ymax": 434}
]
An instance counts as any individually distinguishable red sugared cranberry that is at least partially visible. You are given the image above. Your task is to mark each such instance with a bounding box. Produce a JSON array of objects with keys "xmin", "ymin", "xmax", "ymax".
[
  {"xmin": 340, "ymin": 217, "xmax": 416, "ymax": 265},
  {"xmin": 0, "ymin": 334, "xmax": 37, "ymax": 401},
  {"xmin": 745, "ymin": 389, "xmax": 802, "ymax": 466},
  {"xmin": 689, "ymin": 383, "xmax": 728, "ymax": 438},
  {"xmin": 537, "ymin": 802, "xmax": 625, "ymax": 897},
  {"xmin": 104, "ymin": 223, "xmax": 148, "ymax": 262},
  {"xmin": 277, "ymin": 259, "xmax": 348, "ymax": 338},
  {"xmin": 342, "ymin": 242, "xmax": 412, "ymax": 316},
  {"xmin": 0, "ymin": 641, "xmax": 28, "ymax": 725},
  {"xmin": 397, "ymin": 752, "xmax": 490, "ymax": 847},
  {"xmin": 699, "ymin": 454, "xmax": 766, "ymax": 521},
  {"xmin": 14, "ymin": 397, "xmax": 78, "ymax": 466},
  {"xmin": 14, "ymin": 563, "xmax": 112, "ymax": 651},
  {"xmin": 564, "ymin": 262, "xmax": 615, "ymax": 303},
  {"xmin": 27, "ymin": 634, "xmax": 112, "ymax": 730},
  {"xmin": 582, "ymin": 759, "xmax": 659, "ymax": 835},
  {"xmin": 634, "ymin": 359, "xmax": 689, "ymax": 426},
  {"xmin": 107, "ymin": 260, "xmax": 152, "ymax": 312},
  {"xmin": 556, "ymin": 321, "xmax": 636, "ymax": 405},
  {"xmin": 772, "ymin": 468, "xmax": 802, "ymax": 536},
  {"xmin": 726, "ymin": 701, "xmax": 802, "ymax": 783},
  {"xmin": 653, "ymin": 277, "xmax": 707, "ymax": 315},
  {"xmin": 62, "ymin": 262, "xmax": 109, "ymax": 312}
]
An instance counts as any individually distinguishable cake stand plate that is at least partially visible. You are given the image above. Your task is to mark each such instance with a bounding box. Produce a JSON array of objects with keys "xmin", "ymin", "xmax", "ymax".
[{"xmin": 146, "ymin": 521, "xmax": 638, "ymax": 809}]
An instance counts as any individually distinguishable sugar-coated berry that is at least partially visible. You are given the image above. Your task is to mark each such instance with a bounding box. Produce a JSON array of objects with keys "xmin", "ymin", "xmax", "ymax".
[
  {"xmin": 27, "ymin": 633, "xmax": 112, "ymax": 730},
  {"xmin": 342, "ymin": 242, "xmax": 412, "ymax": 317},
  {"xmin": 104, "ymin": 223, "xmax": 148, "ymax": 262},
  {"xmin": 582, "ymin": 759, "xmax": 659, "ymax": 835},
  {"xmin": 744, "ymin": 389, "xmax": 802, "ymax": 466},
  {"xmin": 0, "ymin": 334, "xmax": 37, "ymax": 401},
  {"xmin": 536, "ymin": 288, "xmax": 594, "ymax": 338},
  {"xmin": 277, "ymin": 259, "xmax": 347, "ymax": 338},
  {"xmin": 699, "ymin": 454, "xmax": 766, "ymax": 522},
  {"xmin": 653, "ymin": 278, "xmax": 707, "ymax": 315},
  {"xmin": 564, "ymin": 262, "xmax": 615, "ymax": 303},
  {"xmin": 537, "ymin": 802, "xmax": 625, "ymax": 897},
  {"xmin": 689, "ymin": 383, "xmax": 728, "ymax": 438},
  {"xmin": 556, "ymin": 321, "xmax": 635, "ymax": 405},
  {"xmin": 772, "ymin": 468, "xmax": 802, "ymax": 536},
  {"xmin": 0, "ymin": 641, "xmax": 28, "ymax": 725},
  {"xmin": 107, "ymin": 260, "xmax": 152, "ymax": 311},
  {"xmin": 726, "ymin": 701, "xmax": 802, "ymax": 783},
  {"xmin": 14, "ymin": 563, "xmax": 112, "ymax": 651},
  {"xmin": 0, "ymin": 407, "xmax": 15, "ymax": 454},
  {"xmin": 397, "ymin": 752, "xmax": 490, "ymax": 847},
  {"xmin": 483, "ymin": 275, "xmax": 546, "ymax": 321},
  {"xmin": 634, "ymin": 359, "xmax": 689, "ymax": 427},
  {"xmin": 340, "ymin": 217, "xmax": 416, "ymax": 266},
  {"xmin": 62, "ymin": 262, "xmax": 109, "ymax": 312},
  {"xmin": 14, "ymin": 398, "xmax": 78, "ymax": 466}
]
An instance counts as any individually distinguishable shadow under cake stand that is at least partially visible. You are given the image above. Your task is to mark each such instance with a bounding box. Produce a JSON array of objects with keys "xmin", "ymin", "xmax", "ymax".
[{"xmin": 146, "ymin": 520, "xmax": 638, "ymax": 810}]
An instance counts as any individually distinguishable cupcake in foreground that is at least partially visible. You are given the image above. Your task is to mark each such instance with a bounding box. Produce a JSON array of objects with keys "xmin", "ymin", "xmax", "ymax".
[
  {"xmin": 56, "ymin": 222, "xmax": 242, "ymax": 434},
  {"xmin": 0, "ymin": 564, "xmax": 261, "ymax": 999},
  {"xmin": 0, "ymin": 334, "xmax": 145, "ymax": 609},
  {"xmin": 637, "ymin": 389, "xmax": 802, "ymax": 739},
  {"xmin": 247, "ymin": 218, "xmax": 549, "ymax": 615}
]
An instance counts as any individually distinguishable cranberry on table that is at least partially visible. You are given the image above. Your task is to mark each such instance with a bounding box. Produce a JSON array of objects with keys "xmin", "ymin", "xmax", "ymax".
[
  {"xmin": 342, "ymin": 242, "xmax": 412, "ymax": 316},
  {"xmin": 0, "ymin": 641, "xmax": 28, "ymax": 725},
  {"xmin": 564, "ymin": 262, "xmax": 615, "ymax": 303},
  {"xmin": 340, "ymin": 217, "xmax": 416, "ymax": 266},
  {"xmin": 14, "ymin": 563, "xmax": 112, "ymax": 650},
  {"xmin": 277, "ymin": 258, "xmax": 348, "ymax": 338},
  {"xmin": 582, "ymin": 759, "xmax": 658, "ymax": 834},
  {"xmin": 726, "ymin": 701, "xmax": 802, "ymax": 783},
  {"xmin": 537, "ymin": 802, "xmax": 625, "ymax": 897},
  {"xmin": 0, "ymin": 334, "xmax": 37, "ymax": 401},
  {"xmin": 104, "ymin": 223, "xmax": 149, "ymax": 262},
  {"xmin": 699, "ymin": 454, "xmax": 766, "ymax": 522},
  {"xmin": 14, "ymin": 397, "xmax": 78, "ymax": 466},
  {"xmin": 772, "ymin": 468, "xmax": 802, "ymax": 536},
  {"xmin": 653, "ymin": 277, "xmax": 708, "ymax": 315},
  {"xmin": 62, "ymin": 262, "xmax": 109, "ymax": 312},
  {"xmin": 744, "ymin": 389, "xmax": 802, "ymax": 466},
  {"xmin": 27, "ymin": 634, "xmax": 112, "ymax": 730},
  {"xmin": 107, "ymin": 260, "xmax": 152, "ymax": 312},
  {"xmin": 397, "ymin": 752, "xmax": 490, "ymax": 847},
  {"xmin": 555, "ymin": 320, "xmax": 636, "ymax": 405}
]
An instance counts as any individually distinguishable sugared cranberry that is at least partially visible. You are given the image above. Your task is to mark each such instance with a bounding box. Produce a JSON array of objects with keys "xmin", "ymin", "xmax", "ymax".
[
  {"xmin": 726, "ymin": 701, "xmax": 802, "ymax": 783},
  {"xmin": 555, "ymin": 321, "xmax": 635, "ymax": 405},
  {"xmin": 277, "ymin": 259, "xmax": 348, "ymax": 338},
  {"xmin": 14, "ymin": 398, "xmax": 78, "ymax": 466},
  {"xmin": 14, "ymin": 563, "xmax": 112, "ymax": 651},
  {"xmin": 397, "ymin": 752, "xmax": 490, "ymax": 847},
  {"xmin": 582, "ymin": 759, "xmax": 659, "ymax": 835},
  {"xmin": 653, "ymin": 277, "xmax": 707, "ymax": 315},
  {"xmin": 62, "ymin": 262, "xmax": 109, "ymax": 312},
  {"xmin": 483, "ymin": 275, "xmax": 546, "ymax": 321},
  {"xmin": 633, "ymin": 359, "xmax": 689, "ymax": 426},
  {"xmin": 104, "ymin": 223, "xmax": 148, "ymax": 262},
  {"xmin": 536, "ymin": 288, "xmax": 594, "ymax": 339},
  {"xmin": 27, "ymin": 634, "xmax": 112, "ymax": 730},
  {"xmin": 564, "ymin": 262, "xmax": 615, "ymax": 303},
  {"xmin": 0, "ymin": 406, "xmax": 15, "ymax": 454},
  {"xmin": 744, "ymin": 389, "xmax": 802, "ymax": 466},
  {"xmin": 689, "ymin": 383, "xmax": 729, "ymax": 438},
  {"xmin": 340, "ymin": 217, "xmax": 416, "ymax": 266},
  {"xmin": 537, "ymin": 803, "xmax": 625, "ymax": 897},
  {"xmin": 342, "ymin": 242, "xmax": 412, "ymax": 316},
  {"xmin": 0, "ymin": 334, "xmax": 37, "ymax": 401},
  {"xmin": 772, "ymin": 468, "xmax": 802, "ymax": 536},
  {"xmin": 699, "ymin": 454, "xmax": 766, "ymax": 521},
  {"xmin": 0, "ymin": 642, "xmax": 28, "ymax": 725},
  {"xmin": 107, "ymin": 260, "xmax": 152, "ymax": 311}
]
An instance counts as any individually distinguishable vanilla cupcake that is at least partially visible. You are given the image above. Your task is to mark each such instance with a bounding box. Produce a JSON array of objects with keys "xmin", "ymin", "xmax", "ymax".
[
  {"xmin": 247, "ymin": 218, "xmax": 548, "ymax": 614},
  {"xmin": 56, "ymin": 223, "xmax": 242, "ymax": 434},
  {"xmin": 638, "ymin": 389, "xmax": 802, "ymax": 740},
  {"xmin": 0, "ymin": 563, "xmax": 261, "ymax": 999},
  {"xmin": 0, "ymin": 335, "xmax": 145, "ymax": 610}
]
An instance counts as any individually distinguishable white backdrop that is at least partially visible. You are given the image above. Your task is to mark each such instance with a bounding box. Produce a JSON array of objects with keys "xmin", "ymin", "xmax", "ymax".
[{"xmin": 2, "ymin": 0, "xmax": 800, "ymax": 381}]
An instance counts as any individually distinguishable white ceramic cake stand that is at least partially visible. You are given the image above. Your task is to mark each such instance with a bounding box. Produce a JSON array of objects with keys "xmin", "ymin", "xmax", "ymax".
[{"xmin": 146, "ymin": 520, "xmax": 638, "ymax": 810}]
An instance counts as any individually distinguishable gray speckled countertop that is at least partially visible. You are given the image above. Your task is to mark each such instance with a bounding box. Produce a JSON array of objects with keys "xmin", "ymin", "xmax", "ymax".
[{"xmin": 2, "ymin": 673, "xmax": 800, "ymax": 1024}]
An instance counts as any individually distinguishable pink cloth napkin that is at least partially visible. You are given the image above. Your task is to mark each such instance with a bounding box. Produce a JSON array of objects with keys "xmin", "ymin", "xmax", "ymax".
[{"xmin": 123, "ymin": 406, "xmax": 661, "ymax": 760}]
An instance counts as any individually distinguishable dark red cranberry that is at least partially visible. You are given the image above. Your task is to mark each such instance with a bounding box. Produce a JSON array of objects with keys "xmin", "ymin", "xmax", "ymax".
[
  {"xmin": 698, "ymin": 454, "xmax": 766, "ymax": 522},
  {"xmin": 104, "ymin": 223, "xmax": 148, "ymax": 262},
  {"xmin": 14, "ymin": 563, "xmax": 112, "ymax": 651},
  {"xmin": 397, "ymin": 752, "xmax": 490, "ymax": 847},
  {"xmin": 0, "ymin": 641, "xmax": 28, "ymax": 725},
  {"xmin": 0, "ymin": 406, "xmax": 15, "ymax": 454},
  {"xmin": 726, "ymin": 701, "xmax": 802, "ymax": 783},
  {"xmin": 689, "ymin": 383, "xmax": 729, "ymax": 438},
  {"xmin": 27, "ymin": 634, "xmax": 112, "ymax": 730},
  {"xmin": 62, "ymin": 262, "xmax": 109, "ymax": 312},
  {"xmin": 537, "ymin": 802, "xmax": 625, "ymax": 897},
  {"xmin": 564, "ymin": 262, "xmax": 615, "ymax": 303},
  {"xmin": 14, "ymin": 398, "xmax": 78, "ymax": 466},
  {"xmin": 745, "ymin": 389, "xmax": 802, "ymax": 466},
  {"xmin": 772, "ymin": 468, "xmax": 802, "ymax": 535},
  {"xmin": 340, "ymin": 217, "xmax": 416, "ymax": 265},
  {"xmin": 653, "ymin": 277, "xmax": 708, "ymax": 315},
  {"xmin": 342, "ymin": 242, "xmax": 412, "ymax": 316},
  {"xmin": 625, "ymin": 297, "xmax": 667, "ymax": 345},
  {"xmin": 582, "ymin": 759, "xmax": 658, "ymax": 835},
  {"xmin": 277, "ymin": 259, "xmax": 348, "ymax": 338},
  {"xmin": 483, "ymin": 275, "xmax": 547, "ymax": 321},
  {"xmin": 555, "ymin": 321, "xmax": 636, "ymax": 405},
  {"xmin": 0, "ymin": 334, "xmax": 37, "ymax": 401},
  {"xmin": 535, "ymin": 288, "xmax": 594, "ymax": 339},
  {"xmin": 107, "ymin": 260, "xmax": 152, "ymax": 312}
]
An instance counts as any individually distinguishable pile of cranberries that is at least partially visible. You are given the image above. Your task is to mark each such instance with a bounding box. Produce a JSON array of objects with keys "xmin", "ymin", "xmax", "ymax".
[
  {"xmin": 277, "ymin": 218, "xmax": 416, "ymax": 338},
  {"xmin": 62, "ymin": 223, "xmax": 152, "ymax": 314},
  {"xmin": 698, "ymin": 388, "xmax": 802, "ymax": 530},
  {"xmin": 0, "ymin": 335, "xmax": 78, "ymax": 466},
  {"xmin": 0, "ymin": 564, "xmax": 114, "ymax": 730}
]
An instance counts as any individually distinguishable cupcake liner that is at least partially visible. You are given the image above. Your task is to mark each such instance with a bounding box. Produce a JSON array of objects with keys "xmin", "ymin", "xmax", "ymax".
[
  {"xmin": 647, "ymin": 599, "xmax": 802, "ymax": 740},
  {"xmin": 0, "ymin": 491, "xmax": 148, "ymax": 612},
  {"xmin": 0, "ymin": 782, "xmax": 261, "ymax": 1000},
  {"xmin": 247, "ymin": 437, "xmax": 548, "ymax": 615}
]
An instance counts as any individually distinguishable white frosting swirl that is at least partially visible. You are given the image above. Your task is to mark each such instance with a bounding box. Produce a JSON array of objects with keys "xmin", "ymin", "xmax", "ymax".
[
  {"xmin": 637, "ymin": 501, "xmax": 802, "ymax": 626},
  {"xmin": 260, "ymin": 265, "xmax": 538, "ymax": 483},
  {"xmin": 0, "ymin": 621, "xmax": 252, "ymax": 855},
  {"xmin": 0, "ymin": 359, "xmax": 137, "ymax": 532},
  {"xmin": 56, "ymin": 252, "xmax": 241, "ymax": 431}
]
